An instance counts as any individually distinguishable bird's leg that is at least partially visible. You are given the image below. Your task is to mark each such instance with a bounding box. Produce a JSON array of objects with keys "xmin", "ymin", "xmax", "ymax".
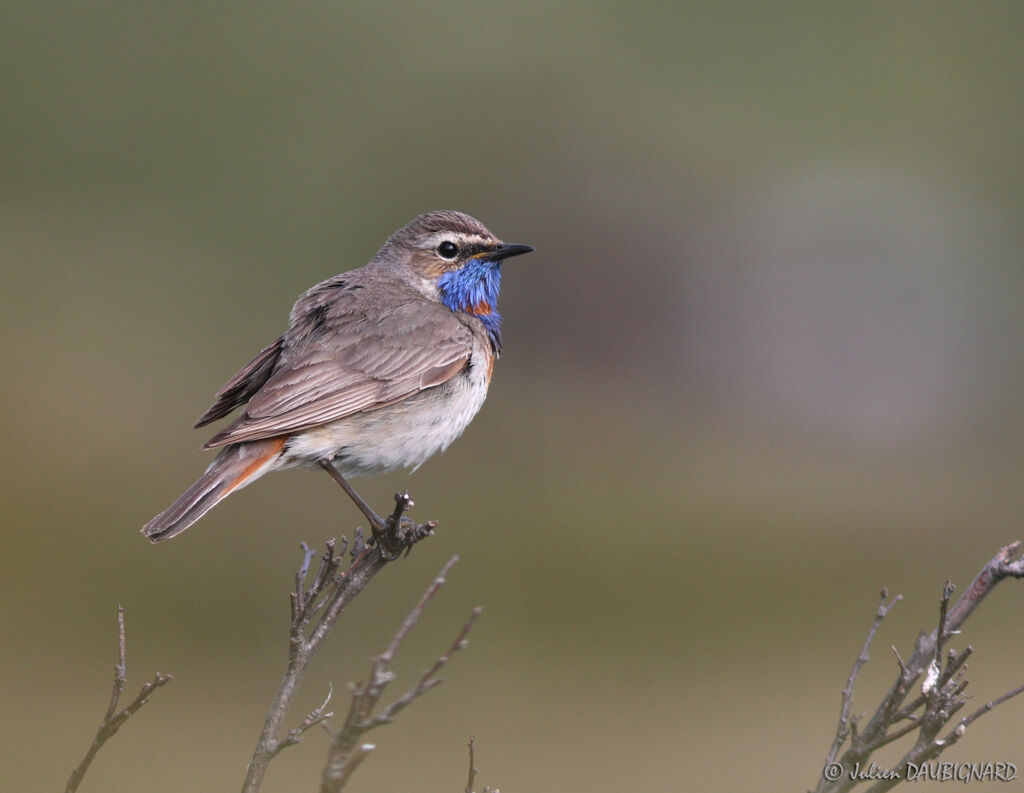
[
  {"xmin": 318, "ymin": 459, "xmax": 386, "ymax": 527},
  {"xmin": 321, "ymin": 456, "xmax": 430, "ymax": 561}
]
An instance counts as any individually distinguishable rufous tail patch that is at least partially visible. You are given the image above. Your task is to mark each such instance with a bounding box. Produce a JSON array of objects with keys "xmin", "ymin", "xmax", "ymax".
[{"xmin": 225, "ymin": 436, "xmax": 287, "ymax": 494}]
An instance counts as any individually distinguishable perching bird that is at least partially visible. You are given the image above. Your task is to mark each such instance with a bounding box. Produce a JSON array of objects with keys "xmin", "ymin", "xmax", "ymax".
[{"xmin": 142, "ymin": 211, "xmax": 532, "ymax": 544}]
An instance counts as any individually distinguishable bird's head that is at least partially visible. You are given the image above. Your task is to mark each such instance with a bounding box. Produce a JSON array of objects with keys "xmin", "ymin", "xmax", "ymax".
[{"xmin": 380, "ymin": 210, "xmax": 533, "ymax": 351}]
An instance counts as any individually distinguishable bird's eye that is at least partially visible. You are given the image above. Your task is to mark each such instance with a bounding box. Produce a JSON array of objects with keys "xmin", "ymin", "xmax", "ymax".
[{"xmin": 437, "ymin": 241, "xmax": 459, "ymax": 259}]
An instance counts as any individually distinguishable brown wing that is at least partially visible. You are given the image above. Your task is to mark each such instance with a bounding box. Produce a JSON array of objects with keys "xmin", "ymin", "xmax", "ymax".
[
  {"xmin": 193, "ymin": 335, "xmax": 285, "ymax": 428},
  {"xmin": 202, "ymin": 293, "xmax": 473, "ymax": 448}
]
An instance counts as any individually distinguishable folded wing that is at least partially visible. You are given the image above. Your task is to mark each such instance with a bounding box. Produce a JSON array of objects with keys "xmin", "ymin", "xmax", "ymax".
[{"xmin": 202, "ymin": 289, "xmax": 473, "ymax": 448}]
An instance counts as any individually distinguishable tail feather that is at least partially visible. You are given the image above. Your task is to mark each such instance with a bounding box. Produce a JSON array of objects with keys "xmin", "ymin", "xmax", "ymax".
[{"xmin": 142, "ymin": 437, "xmax": 286, "ymax": 542}]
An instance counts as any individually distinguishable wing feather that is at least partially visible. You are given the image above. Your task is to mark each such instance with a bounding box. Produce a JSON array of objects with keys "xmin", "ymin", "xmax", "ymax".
[
  {"xmin": 203, "ymin": 288, "xmax": 473, "ymax": 448},
  {"xmin": 193, "ymin": 335, "xmax": 285, "ymax": 428}
]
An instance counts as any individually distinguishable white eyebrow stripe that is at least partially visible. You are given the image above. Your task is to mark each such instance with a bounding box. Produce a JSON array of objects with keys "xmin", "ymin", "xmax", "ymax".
[{"xmin": 418, "ymin": 232, "xmax": 492, "ymax": 250}]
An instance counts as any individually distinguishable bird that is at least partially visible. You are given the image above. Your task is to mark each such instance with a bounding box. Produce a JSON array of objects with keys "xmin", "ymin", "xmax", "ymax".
[{"xmin": 142, "ymin": 210, "xmax": 532, "ymax": 547}]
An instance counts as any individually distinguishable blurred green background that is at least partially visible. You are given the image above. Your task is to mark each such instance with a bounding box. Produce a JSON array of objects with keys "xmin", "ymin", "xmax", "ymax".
[{"xmin": 3, "ymin": 2, "xmax": 1024, "ymax": 791}]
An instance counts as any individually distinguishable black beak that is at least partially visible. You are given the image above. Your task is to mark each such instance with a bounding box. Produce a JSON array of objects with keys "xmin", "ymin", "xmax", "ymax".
[{"xmin": 488, "ymin": 242, "xmax": 534, "ymax": 261}]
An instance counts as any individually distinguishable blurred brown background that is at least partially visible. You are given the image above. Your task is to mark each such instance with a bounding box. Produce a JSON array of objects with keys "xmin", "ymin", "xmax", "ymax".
[{"xmin": 3, "ymin": 3, "xmax": 1024, "ymax": 791}]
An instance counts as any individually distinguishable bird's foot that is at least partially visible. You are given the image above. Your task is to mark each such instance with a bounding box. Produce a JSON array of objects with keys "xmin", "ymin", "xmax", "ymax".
[{"xmin": 370, "ymin": 491, "xmax": 437, "ymax": 560}]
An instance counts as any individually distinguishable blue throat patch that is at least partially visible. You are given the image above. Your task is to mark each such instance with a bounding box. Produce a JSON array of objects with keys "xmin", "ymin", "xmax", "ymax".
[{"xmin": 437, "ymin": 258, "xmax": 503, "ymax": 353}]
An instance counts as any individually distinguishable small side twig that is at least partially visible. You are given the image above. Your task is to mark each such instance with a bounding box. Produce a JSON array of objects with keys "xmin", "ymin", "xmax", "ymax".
[
  {"xmin": 64, "ymin": 606, "xmax": 173, "ymax": 793},
  {"xmin": 271, "ymin": 684, "xmax": 335, "ymax": 759},
  {"xmin": 320, "ymin": 555, "xmax": 482, "ymax": 792},
  {"xmin": 465, "ymin": 737, "xmax": 498, "ymax": 793},
  {"xmin": 466, "ymin": 737, "xmax": 479, "ymax": 793},
  {"xmin": 951, "ymin": 680, "xmax": 1024, "ymax": 735},
  {"xmin": 934, "ymin": 580, "xmax": 955, "ymax": 661},
  {"xmin": 824, "ymin": 588, "xmax": 903, "ymax": 766}
]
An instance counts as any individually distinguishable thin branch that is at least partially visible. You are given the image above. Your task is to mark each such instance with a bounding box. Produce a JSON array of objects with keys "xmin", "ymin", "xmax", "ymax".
[
  {"xmin": 105, "ymin": 607, "xmax": 128, "ymax": 721},
  {"xmin": 942, "ymin": 540, "xmax": 1024, "ymax": 632},
  {"xmin": 466, "ymin": 737, "xmax": 478, "ymax": 793},
  {"xmin": 319, "ymin": 557, "xmax": 482, "ymax": 793},
  {"xmin": 823, "ymin": 589, "xmax": 902, "ymax": 766},
  {"xmin": 369, "ymin": 606, "xmax": 482, "ymax": 728},
  {"xmin": 871, "ymin": 716, "xmax": 921, "ymax": 750},
  {"xmin": 934, "ymin": 581, "xmax": 955, "ymax": 661},
  {"xmin": 951, "ymin": 680, "xmax": 1024, "ymax": 735},
  {"xmin": 382, "ymin": 554, "xmax": 460, "ymax": 662},
  {"xmin": 64, "ymin": 606, "xmax": 173, "ymax": 793},
  {"xmin": 465, "ymin": 737, "xmax": 498, "ymax": 793}
]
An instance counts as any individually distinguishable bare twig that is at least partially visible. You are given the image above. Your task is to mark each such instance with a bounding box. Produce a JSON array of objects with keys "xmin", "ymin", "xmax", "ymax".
[
  {"xmin": 812, "ymin": 542, "xmax": 1024, "ymax": 793},
  {"xmin": 319, "ymin": 556, "xmax": 481, "ymax": 792},
  {"xmin": 951, "ymin": 680, "xmax": 1024, "ymax": 735},
  {"xmin": 933, "ymin": 581, "xmax": 955, "ymax": 662},
  {"xmin": 465, "ymin": 737, "xmax": 498, "ymax": 793},
  {"xmin": 271, "ymin": 684, "xmax": 335, "ymax": 759},
  {"xmin": 466, "ymin": 737, "xmax": 479, "ymax": 793},
  {"xmin": 241, "ymin": 492, "xmax": 438, "ymax": 793},
  {"xmin": 942, "ymin": 541, "xmax": 1024, "ymax": 630},
  {"xmin": 64, "ymin": 606, "xmax": 172, "ymax": 793},
  {"xmin": 824, "ymin": 589, "xmax": 903, "ymax": 766}
]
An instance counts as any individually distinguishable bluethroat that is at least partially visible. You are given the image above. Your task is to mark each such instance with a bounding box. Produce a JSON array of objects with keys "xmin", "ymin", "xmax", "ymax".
[{"xmin": 142, "ymin": 211, "xmax": 532, "ymax": 545}]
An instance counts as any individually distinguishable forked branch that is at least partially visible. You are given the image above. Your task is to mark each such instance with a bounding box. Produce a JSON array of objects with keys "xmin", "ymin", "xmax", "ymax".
[{"xmin": 64, "ymin": 606, "xmax": 172, "ymax": 793}]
